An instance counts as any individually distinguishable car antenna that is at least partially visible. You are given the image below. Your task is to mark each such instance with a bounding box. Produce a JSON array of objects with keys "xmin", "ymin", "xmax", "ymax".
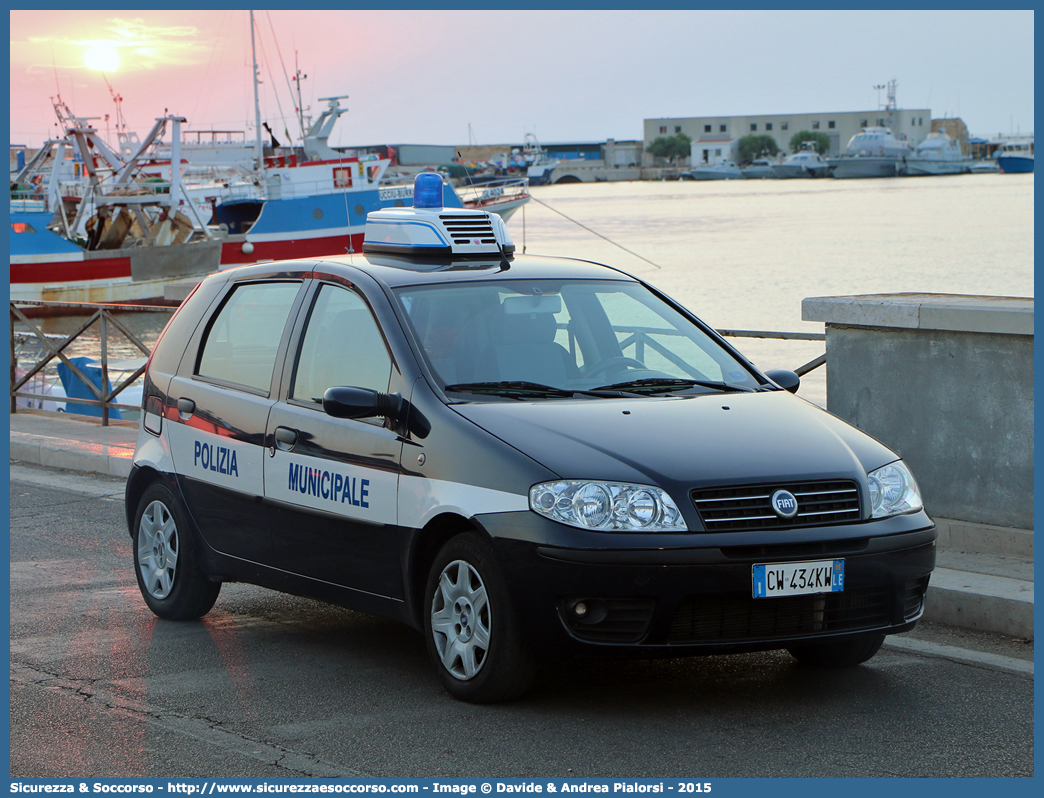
[{"xmin": 342, "ymin": 161, "xmax": 355, "ymax": 264}]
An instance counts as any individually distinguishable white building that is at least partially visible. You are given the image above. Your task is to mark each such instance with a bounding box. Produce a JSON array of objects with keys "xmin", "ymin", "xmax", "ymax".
[{"xmin": 645, "ymin": 107, "xmax": 932, "ymax": 165}]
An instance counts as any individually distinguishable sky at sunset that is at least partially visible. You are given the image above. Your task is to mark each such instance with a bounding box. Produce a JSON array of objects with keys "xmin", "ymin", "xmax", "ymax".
[{"xmin": 9, "ymin": 9, "xmax": 1035, "ymax": 151}]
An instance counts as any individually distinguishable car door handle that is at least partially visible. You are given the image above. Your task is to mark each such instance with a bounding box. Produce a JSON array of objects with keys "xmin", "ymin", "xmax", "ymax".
[
  {"xmin": 177, "ymin": 398, "xmax": 195, "ymax": 419},
  {"xmin": 274, "ymin": 426, "xmax": 299, "ymax": 451}
]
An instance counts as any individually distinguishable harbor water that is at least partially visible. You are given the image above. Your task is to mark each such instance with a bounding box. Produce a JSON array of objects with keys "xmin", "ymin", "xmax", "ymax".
[
  {"xmin": 17, "ymin": 173, "xmax": 1034, "ymax": 409},
  {"xmin": 515, "ymin": 172, "xmax": 1034, "ymax": 406}
]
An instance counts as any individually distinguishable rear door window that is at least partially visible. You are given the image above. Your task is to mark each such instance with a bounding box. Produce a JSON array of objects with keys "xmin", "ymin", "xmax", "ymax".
[{"xmin": 197, "ymin": 282, "xmax": 302, "ymax": 393}]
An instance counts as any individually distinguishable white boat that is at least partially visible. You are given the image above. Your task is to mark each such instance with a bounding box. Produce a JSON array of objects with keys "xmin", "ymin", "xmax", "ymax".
[
  {"xmin": 456, "ymin": 176, "xmax": 531, "ymax": 221},
  {"xmin": 968, "ymin": 160, "xmax": 1000, "ymax": 174},
  {"xmin": 772, "ymin": 147, "xmax": 832, "ymax": 179},
  {"xmin": 902, "ymin": 132, "xmax": 974, "ymax": 176},
  {"xmin": 741, "ymin": 159, "xmax": 776, "ymax": 179},
  {"xmin": 687, "ymin": 161, "xmax": 742, "ymax": 180},
  {"xmin": 517, "ymin": 134, "xmax": 559, "ymax": 186},
  {"xmin": 828, "ymin": 127, "xmax": 914, "ymax": 179}
]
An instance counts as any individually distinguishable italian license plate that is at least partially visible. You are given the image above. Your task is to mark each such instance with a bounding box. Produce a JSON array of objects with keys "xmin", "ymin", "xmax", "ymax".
[{"xmin": 752, "ymin": 559, "xmax": 844, "ymax": 598}]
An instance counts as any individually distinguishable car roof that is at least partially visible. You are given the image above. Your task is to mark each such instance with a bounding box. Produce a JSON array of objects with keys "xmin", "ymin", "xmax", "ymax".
[{"xmin": 214, "ymin": 253, "xmax": 638, "ymax": 290}]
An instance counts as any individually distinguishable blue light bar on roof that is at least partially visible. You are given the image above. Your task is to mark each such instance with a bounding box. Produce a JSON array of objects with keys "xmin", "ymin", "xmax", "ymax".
[{"xmin": 413, "ymin": 173, "xmax": 444, "ymax": 209}]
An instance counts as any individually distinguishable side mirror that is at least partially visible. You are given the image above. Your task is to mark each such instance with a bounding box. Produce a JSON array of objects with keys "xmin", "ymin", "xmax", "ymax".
[
  {"xmin": 764, "ymin": 369, "xmax": 800, "ymax": 394},
  {"xmin": 323, "ymin": 386, "xmax": 430, "ymax": 439},
  {"xmin": 323, "ymin": 386, "xmax": 398, "ymax": 420}
]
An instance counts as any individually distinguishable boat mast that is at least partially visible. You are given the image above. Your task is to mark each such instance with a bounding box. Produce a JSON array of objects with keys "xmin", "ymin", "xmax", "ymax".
[
  {"xmin": 293, "ymin": 51, "xmax": 308, "ymax": 144},
  {"xmin": 250, "ymin": 10, "xmax": 263, "ymax": 172}
]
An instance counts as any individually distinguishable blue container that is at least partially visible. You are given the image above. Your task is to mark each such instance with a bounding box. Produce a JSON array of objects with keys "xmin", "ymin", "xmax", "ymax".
[{"xmin": 57, "ymin": 357, "xmax": 123, "ymax": 419}]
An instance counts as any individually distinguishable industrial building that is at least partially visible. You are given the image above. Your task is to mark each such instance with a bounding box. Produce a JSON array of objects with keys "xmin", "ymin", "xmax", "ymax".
[{"xmin": 645, "ymin": 84, "xmax": 935, "ymax": 166}]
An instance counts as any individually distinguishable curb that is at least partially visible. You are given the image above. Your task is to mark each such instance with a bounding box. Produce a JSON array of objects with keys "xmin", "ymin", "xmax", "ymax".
[
  {"xmin": 10, "ymin": 429, "xmax": 134, "ymax": 478},
  {"xmin": 925, "ymin": 568, "xmax": 1034, "ymax": 639}
]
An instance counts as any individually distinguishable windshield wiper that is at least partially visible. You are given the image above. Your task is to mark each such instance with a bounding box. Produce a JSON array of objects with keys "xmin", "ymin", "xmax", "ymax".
[
  {"xmin": 444, "ymin": 381, "xmax": 638, "ymax": 399},
  {"xmin": 592, "ymin": 377, "xmax": 755, "ymax": 394}
]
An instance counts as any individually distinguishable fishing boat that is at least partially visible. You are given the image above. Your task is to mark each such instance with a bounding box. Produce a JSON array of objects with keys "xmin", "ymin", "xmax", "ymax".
[
  {"xmin": 8, "ymin": 98, "xmax": 459, "ymax": 303},
  {"xmin": 902, "ymin": 132, "xmax": 974, "ymax": 176},
  {"xmin": 190, "ymin": 69, "xmax": 529, "ymax": 260},
  {"xmin": 12, "ymin": 84, "xmax": 523, "ymax": 305},
  {"xmin": 10, "ymin": 108, "xmax": 224, "ymax": 305},
  {"xmin": 209, "ymin": 94, "xmax": 411, "ymax": 267}
]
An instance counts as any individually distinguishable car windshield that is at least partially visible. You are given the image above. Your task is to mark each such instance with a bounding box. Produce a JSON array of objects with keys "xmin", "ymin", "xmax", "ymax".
[{"xmin": 394, "ymin": 279, "xmax": 762, "ymax": 399}]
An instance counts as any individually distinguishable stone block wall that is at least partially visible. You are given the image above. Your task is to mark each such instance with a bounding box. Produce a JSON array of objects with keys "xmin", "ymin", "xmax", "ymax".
[{"xmin": 803, "ymin": 293, "xmax": 1033, "ymax": 530}]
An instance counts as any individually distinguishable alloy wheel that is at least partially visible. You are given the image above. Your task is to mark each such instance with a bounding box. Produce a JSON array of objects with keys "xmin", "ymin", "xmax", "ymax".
[
  {"xmin": 137, "ymin": 500, "xmax": 179, "ymax": 599},
  {"xmin": 430, "ymin": 559, "xmax": 490, "ymax": 680}
]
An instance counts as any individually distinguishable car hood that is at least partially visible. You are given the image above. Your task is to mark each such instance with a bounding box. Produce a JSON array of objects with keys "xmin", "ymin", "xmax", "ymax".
[{"xmin": 453, "ymin": 390, "xmax": 898, "ymax": 491}]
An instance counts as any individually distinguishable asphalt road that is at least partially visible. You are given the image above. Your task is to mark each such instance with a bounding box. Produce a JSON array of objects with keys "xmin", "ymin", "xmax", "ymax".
[{"xmin": 9, "ymin": 462, "xmax": 1035, "ymax": 779}]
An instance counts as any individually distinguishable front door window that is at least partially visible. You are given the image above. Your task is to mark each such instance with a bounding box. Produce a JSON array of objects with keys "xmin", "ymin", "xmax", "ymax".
[{"xmin": 291, "ymin": 284, "xmax": 392, "ymax": 404}]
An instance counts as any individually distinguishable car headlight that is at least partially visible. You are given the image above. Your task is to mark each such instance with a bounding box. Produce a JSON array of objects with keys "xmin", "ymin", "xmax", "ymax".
[
  {"xmin": 868, "ymin": 460, "xmax": 923, "ymax": 519},
  {"xmin": 529, "ymin": 480, "xmax": 686, "ymax": 532}
]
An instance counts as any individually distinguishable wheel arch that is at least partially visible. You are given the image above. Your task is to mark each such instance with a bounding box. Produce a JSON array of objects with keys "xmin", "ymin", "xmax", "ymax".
[
  {"xmin": 125, "ymin": 465, "xmax": 163, "ymax": 537},
  {"xmin": 405, "ymin": 511, "xmax": 489, "ymax": 628},
  {"xmin": 125, "ymin": 467, "xmax": 189, "ymax": 539}
]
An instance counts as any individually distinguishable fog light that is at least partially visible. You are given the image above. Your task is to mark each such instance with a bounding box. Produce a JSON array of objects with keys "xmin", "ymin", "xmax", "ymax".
[{"xmin": 574, "ymin": 601, "xmax": 588, "ymax": 618}]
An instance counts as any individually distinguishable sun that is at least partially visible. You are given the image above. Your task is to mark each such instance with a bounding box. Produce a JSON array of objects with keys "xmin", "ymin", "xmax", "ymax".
[{"xmin": 83, "ymin": 44, "xmax": 120, "ymax": 72}]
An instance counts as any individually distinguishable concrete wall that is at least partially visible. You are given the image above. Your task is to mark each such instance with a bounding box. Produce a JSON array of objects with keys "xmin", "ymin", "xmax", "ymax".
[
  {"xmin": 550, "ymin": 164, "xmax": 643, "ymax": 183},
  {"xmin": 803, "ymin": 294, "xmax": 1034, "ymax": 531}
]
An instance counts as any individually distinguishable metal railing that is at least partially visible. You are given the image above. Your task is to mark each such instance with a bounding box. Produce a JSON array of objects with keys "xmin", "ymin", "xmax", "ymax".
[
  {"xmin": 10, "ymin": 300, "xmax": 176, "ymax": 426},
  {"xmin": 564, "ymin": 324, "xmax": 826, "ymax": 380},
  {"xmin": 610, "ymin": 325, "xmax": 826, "ymax": 377},
  {"xmin": 716, "ymin": 328, "xmax": 826, "ymax": 376}
]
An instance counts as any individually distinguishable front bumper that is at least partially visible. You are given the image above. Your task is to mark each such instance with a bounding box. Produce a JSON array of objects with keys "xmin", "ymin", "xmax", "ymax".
[{"xmin": 477, "ymin": 511, "xmax": 937, "ymax": 657}]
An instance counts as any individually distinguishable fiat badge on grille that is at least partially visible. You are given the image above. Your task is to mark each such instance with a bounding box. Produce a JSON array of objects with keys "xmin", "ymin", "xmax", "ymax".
[{"xmin": 770, "ymin": 489, "xmax": 798, "ymax": 519}]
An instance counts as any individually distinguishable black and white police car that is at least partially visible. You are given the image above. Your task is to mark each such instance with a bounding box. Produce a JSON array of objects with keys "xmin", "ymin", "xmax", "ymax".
[{"xmin": 126, "ymin": 173, "xmax": 935, "ymax": 703}]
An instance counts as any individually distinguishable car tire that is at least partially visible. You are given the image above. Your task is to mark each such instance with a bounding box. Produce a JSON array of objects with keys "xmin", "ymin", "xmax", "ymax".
[
  {"xmin": 133, "ymin": 482, "xmax": 220, "ymax": 621},
  {"xmin": 423, "ymin": 532, "xmax": 534, "ymax": 703},
  {"xmin": 786, "ymin": 632, "xmax": 886, "ymax": 667}
]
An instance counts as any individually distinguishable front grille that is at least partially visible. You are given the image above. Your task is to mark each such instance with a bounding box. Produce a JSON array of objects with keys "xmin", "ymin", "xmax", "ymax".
[
  {"xmin": 903, "ymin": 575, "xmax": 931, "ymax": 620},
  {"xmin": 439, "ymin": 213, "xmax": 497, "ymax": 245},
  {"xmin": 691, "ymin": 480, "xmax": 861, "ymax": 533},
  {"xmin": 668, "ymin": 586, "xmax": 890, "ymax": 643},
  {"xmin": 560, "ymin": 598, "xmax": 655, "ymax": 643}
]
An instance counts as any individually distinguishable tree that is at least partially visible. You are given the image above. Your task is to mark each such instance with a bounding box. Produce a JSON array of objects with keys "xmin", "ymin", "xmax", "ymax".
[
  {"xmin": 737, "ymin": 134, "xmax": 780, "ymax": 164},
  {"xmin": 789, "ymin": 131, "xmax": 831, "ymax": 155},
  {"xmin": 647, "ymin": 133, "xmax": 692, "ymax": 163}
]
